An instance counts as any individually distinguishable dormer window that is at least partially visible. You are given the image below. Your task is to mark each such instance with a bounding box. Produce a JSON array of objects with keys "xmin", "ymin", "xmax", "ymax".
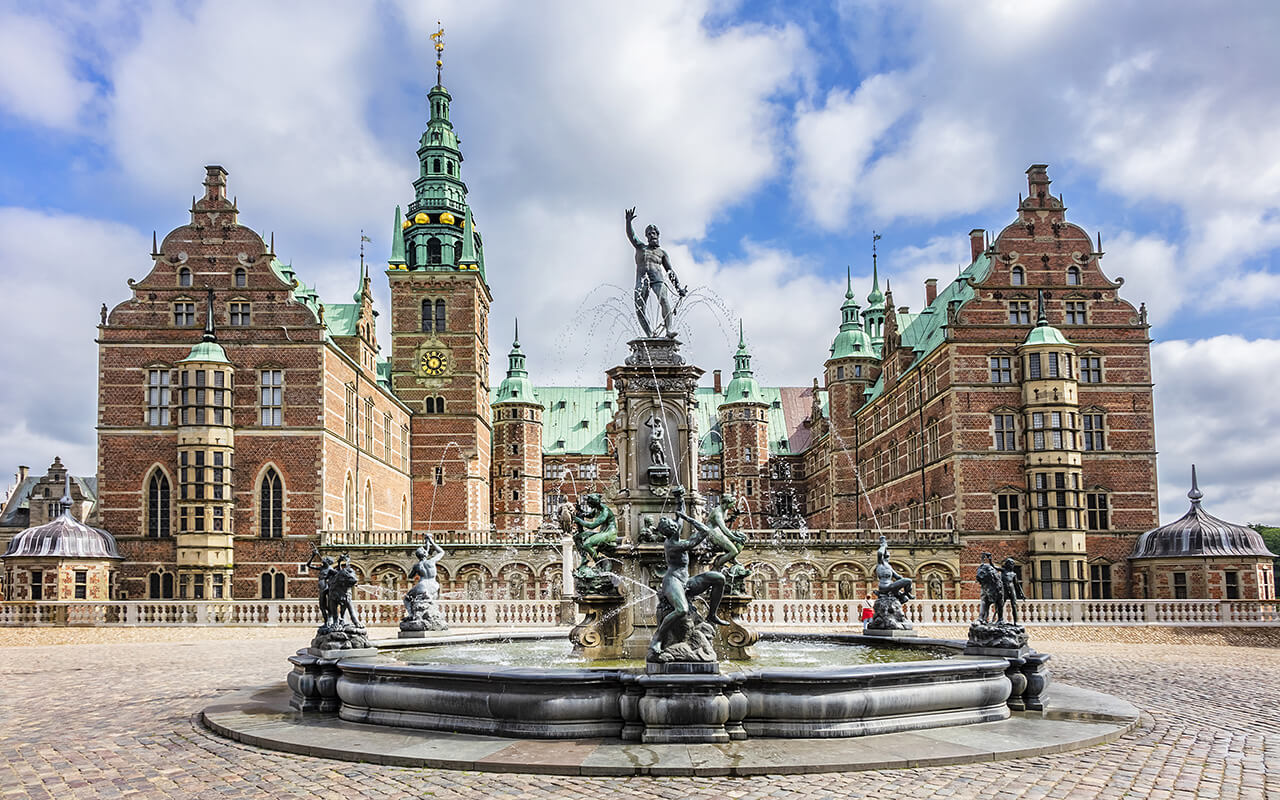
[
  {"xmin": 1011, "ymin": 266, "xmax": 1025, "ymax": 286},
  {"xmin": 178, "ymin": 267, "xmax": 192, "ymax": 287},
  {"xmin": 1067, "ymin": 266, "xmax": 1081, "ymax": 285},
  {"xmin": 234, "ymin": 268, "xmax": 247, "ymax": 288}
]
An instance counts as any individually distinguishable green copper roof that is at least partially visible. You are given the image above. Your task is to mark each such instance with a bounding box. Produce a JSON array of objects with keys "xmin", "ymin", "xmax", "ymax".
[
  {"xmin": 866, "ymin": 261, "xmax": 885, "ymax": 308},
  {"xmin": 1023, "ymin": 323, "xmax": 1072, "ymax": 347},
  {"xmin": 322, "ymin": 303, "xmax": 360, "ymax": 338},
  {"xmin": 830, "ymin": 267, "xmax": 876, "ymax": 359},
  {"xmin": 178, "ymin": 339, "xmax": 230, "ymax": 364},
  {"xmin": 388, "ymin": 205, "xmax": 406, "ymax": 266},
  {"xmin": 723, "ymin": 321, "xmax": 766, "ymax": 404},
  {"xmin": 494, "ymin": 321, "xmax": 540, "ymax": 405},
  {"xmin": 862, "ymin": 253, "xmax": 993, "ymax": 403},
  {"xmin": 376, "ymin": 359, "xmax": 392, "ymax": 390}
]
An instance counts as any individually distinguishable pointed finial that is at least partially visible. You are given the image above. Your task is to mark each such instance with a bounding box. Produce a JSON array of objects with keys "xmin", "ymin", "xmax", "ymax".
[
  {"xmin": 270, "ymin": 231, "xmax": 275, "ymax": 254},
  {"xmin": 152, "ymin": 230, "xmax": 158, "ymax": 254},
  {"xmin": 872, "ymin": 230, "xmax": 881, "ymax": 270},
  {"xmin": 59, "ymin": 472, "xmax": 72, "ymax": 517},
  {"xmin": 1096, "ymin": 231, "xmax": 1103, "ymax": 253},
  {"xmin": 1188, "ymin": 464, "xmax": 1203, "ymax": 506},
  {"xmin": 845, "ymin": 266, "xmax": 853, "ymax": 299},
  {"xmin": 513, "ymin": 317, "xmax": 520, "ymax": 348},
  {"xmin": 203, "ymin": 287, "xmax": 217, "ymax": 342},
  {"xmin": 739, "ymin": 319, "xmax": 747, "ymax": 348},
  {"xmin": 1035, "ymin": 289, "xmax": 1048, "ymax": 327},
  {"xmin": 431, "ymin": 21, "xmax": 445, "ymax": 86}
]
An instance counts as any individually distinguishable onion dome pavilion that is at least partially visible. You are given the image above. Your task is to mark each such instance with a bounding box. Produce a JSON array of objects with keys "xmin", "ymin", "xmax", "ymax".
[
  {"xmin": 1130, "ymin": 466, "xmax": 1277, "ymax": 600},
  {"xmin": 2, "ymin": 475, "xmax": 120, "ymax": 600}
]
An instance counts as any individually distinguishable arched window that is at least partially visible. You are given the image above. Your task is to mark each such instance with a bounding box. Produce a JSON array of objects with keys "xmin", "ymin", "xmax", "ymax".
[
  {"xmin": 451, "ymin": 241, "xmax": 461, "ymax": 265},
  {"xmin": 149, "ymin": 573, "xmax": 161, "ymax": 598},
  {"xmin": 343, "ymin": 475, "xmax": 354, "ymax": 529},
  {"xmin": 433, "ymin": 158, "xmax": 441, "ymax": 173},
  {"xmin": 421, "ymin": 299, "xmax": 433, "ymax": 332},
  {"xmin": 435, "ymin": 396, "xmax": 445, "ymax": 413},
  {"xmin": 408, "ymin": 237, "xmax": 418, "ymax": 269},
  {"xmin": 427, "ymin": 238, "xmax": 442, "ymax": 265},
  {"xmin": 178, "ymin": 267, "xmax": 192, "ymax": 287},
  {"xmin": 446, "ymin": 161, "xmax": 454, "ymax": 176},
  {"xmin": 425, "ymin": 397, "xmax": 435, "ymax": 413},
  {"xmin": 1011, "ymin": 266, "xmax": 1025, "ymax": 286},
  {"xmin": 1067, "ymin": 266, "xmax": 1081, "ymax": 285},
  {"xmin": 148, "ymin": 572, "xmax": 175, "ymax": 599},
  {"xmin": 434, "ymin": 299, "xmax": 446, "ymax": 331},
  {"xmin": 147, "ymin": 470, "xmax": 170, "ymax": 538},
  {"xmin": 260, "ymin": 571, "xmax": 287, "ymax": 599},
  {"xmin": 234, "ymin": 267, "xmax": 247, "ymax": 288},
  {"xmin": 260, "ymin": 467, "xmax": 283, "ymax": 538},
  {"xmin": 364, "ymin": 482, "xmax": 373, "ymax": 530}
]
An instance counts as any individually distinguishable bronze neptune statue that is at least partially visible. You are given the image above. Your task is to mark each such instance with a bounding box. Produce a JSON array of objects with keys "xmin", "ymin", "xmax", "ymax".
[{"xmin": 626, "ymin": 207, "xmax": 687, "ymax": 338}]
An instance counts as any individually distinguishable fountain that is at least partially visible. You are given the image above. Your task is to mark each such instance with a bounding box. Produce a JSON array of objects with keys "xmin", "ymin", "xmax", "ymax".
[{"xmin": 207, "ymin": 208, "xmax": 1137, "ymax": 773}]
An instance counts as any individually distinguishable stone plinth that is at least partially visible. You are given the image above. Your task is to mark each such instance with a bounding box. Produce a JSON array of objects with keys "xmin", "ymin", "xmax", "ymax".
[
  {"xmin": 570, "ymin": 593, "xmax": 632, "ymax": 661},
  {"xmin": 715, "ymin": 593, "xmax": 760, "ymax": 660},
  {"xmin": 635, "ymin": 662, "xmax": 740, "ymax": 744}
]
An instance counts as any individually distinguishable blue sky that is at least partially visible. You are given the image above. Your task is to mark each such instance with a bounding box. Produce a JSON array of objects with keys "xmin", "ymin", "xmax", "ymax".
[{"xmin": 1, "ymin": 0, "xmax": 1279, "ymax": 524}]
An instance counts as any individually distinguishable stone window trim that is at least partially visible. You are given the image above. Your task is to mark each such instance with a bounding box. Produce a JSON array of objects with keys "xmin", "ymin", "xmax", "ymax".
[
  {"xmin": 259, "ymin": 568, "xmax": 287, "ymax": 599},
  {"xmin": 144, "ymin": 465, "xmax": 173, "ymax": 538},
  {"xmin": 995, "ymin": 488, "xmax": 1021, "ymax": 532},
  {"xmin": 147, "ymin": 570, "xmax": 175, "ymax": 599},
  {"xmin": 145, "ymin": 366, "xmax": 172, "ymax": 426},
  {"xmin": 229, "ymin": 299, "xmax": 251, "ymax": 327},
  {"xmin": 1010, "ymin": 265, "xmax": 1026, "ymax": 286},
  {"xmin": 178, "ymin": 267, "xmax": 193, "ymax": 287},
  {"xmin": 989, "ymin": 354, "xmax": 1014, "ymax": 383},
  {"xmin": 258, "ymin": 464, "xmax": 285, "ymax": 538},
  {"xmin": 1078, "ymin": 352, "xmax": 1103, "ymax": 384},
  {"xmin": 259, "ymin": 369, "xmax": 283, "ymax": 426},
  {"xmin": 234, "ymin": 267, "xmax": 247, "ymax": 288},
  {"xmin": 173, "ymin": 299, "xmax": 196, "ymax": 327},
  {"xmin": 363, "ymin": 479, "xmax": 374, "ymax": 530},
  {"xmin": 1066, "ymin": 266, "xmax": 1082, "ymax": 286},
  {"xmin": 1081, "ymin": 409, "xmax": 1106, "ymax": 451},
  {"xmin": 1085, "ymin": 488, "xmax": 1110, "ymax": 531}
]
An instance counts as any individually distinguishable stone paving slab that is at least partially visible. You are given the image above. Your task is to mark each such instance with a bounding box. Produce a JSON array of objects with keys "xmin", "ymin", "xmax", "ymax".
[{"xmin": 201, "ymin": 679, "xmax": 1137, "ymax": 776}]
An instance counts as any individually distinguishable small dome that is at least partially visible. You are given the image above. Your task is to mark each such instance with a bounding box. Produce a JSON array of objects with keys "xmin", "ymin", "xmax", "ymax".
[
  {"xmin": 178, "ymin": 339, "xmax": 229, "ymax": 364},
  {"xmin": 1132, "ymin": 467, "xmax": 1276, "ymax": 560},
  {"xmin": 4, "ymin": 512, "xmax": 121, "ymax": 560}
]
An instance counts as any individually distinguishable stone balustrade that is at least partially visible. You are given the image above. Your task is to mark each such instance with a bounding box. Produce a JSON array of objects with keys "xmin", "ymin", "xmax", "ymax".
[
  {"xmin": 0, "ymin": 598, "xmax": 1275, "ymax": 627},
  {"xmin": 318, "ymin": 527, "xmax": 960, "ymax": 549}
]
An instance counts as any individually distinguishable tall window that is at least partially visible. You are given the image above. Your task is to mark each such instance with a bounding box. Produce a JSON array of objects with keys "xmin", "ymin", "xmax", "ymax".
[
  {"xmin": 364, "ymin": 399, "xmax": 374, "ymax": 451},
  {"xmin": 234, "ymin": 267, "xmax": 247, "ymax": 287},
  {"xmin": 343, "ymin": 475, "xmax": 354, "ymax": 529},
  {"xmin": 260, "ymin": 468, "xmax": 283, "ymax": 538},
  {"xmin": 1008, "ymin": 301, "xmax": 1030, "ymax": 324},
  {"xmin": 427, "ymin": 238, "xmax": 442, "ymax": 265},
  {"xmin": 993, "ymin": 414, "xmax": 1017, "ymax": 450},
  {"xmin": 425, "ymin": 396, "xmax": 445, "ymax": 413},
  {"xmin": 1039, "ymin": 559, "xmax": 1054, "ymax": 599},
  {"xmin": 997, "ymin": 493, "xmax": 1020, "ymax": 531},
  {"xmin": 1089, "ymin": 563, "xmax": 1113, "ymax": 599},
  {"xmin": 401, "ymin": 424, "xmax": 410, "ymax": 469},
  {"xmin": 1172, "ymin": 571, "xmax": 1188, "ymax": 600},
  {"xmin": 421, "ymin": 299, "xmax": 433, "ymax": 332},
  {"xmin": 989, "ymin": 356, "xmax": 1012, "ymax": 383},
  {"xmin": 1011, "ymin": 266, "xmax": 1025, "ymax": 286},
  {"xmin": 1065, "ymin": 301, "xmax": 1087, "ymax": 324},
  {"xmin": 700, "ymin": 461, "xmax": 721, "ymax": 479},
  {"xmin": 1067, "ymin": 266, "xmax": 1081, "ymax": 285},
  {"xmin": 344, "ymin": 384, "xmax": 356, "ymax": 440},
  {"xmin": 30, "ymin": 569, "xmax": 43, "ymax": 601},
  {"xmin": 434, "ymin": 299, "xmax": 446, "ymax": 332},
  {"xmin": 364, "ymin": 482, "xmax": 373, "ymax": 530},
  {"xmin": 1086, "ymin": 492, "xmax": 1109, "ymax": 530},
  {"xmin": 260, "ymin": 572, "xmax": 286, "ymax": 599},
  {"xmin": 230, "ymin": 302, "xmax": 251, "ymax": 326},
  {"xmin": 1082, "ymin": 414, "xmax": 1105, "ymax": 450},
  {"xmin": 74, "ymin": 571, "xmax": 88, "ymax": 599},
  {"xmin": 147, "ymin": 369, "xmax": 171, "ymax": 425},
  {"xmin": 260, "ymin": 370, "xmax": 282, "ymax": 426},
  {"xmin": 149, "ymin": 572, "xmax": 175, "ymax": 599},
  {"xmin": 174, "ymin": 302, "xmax": 195, "ymax": 326},
  {"xmin": 178, "ymin": 267, "xmax": 192, "ymax": 287},
  {"xmin": 1080, "ymin": 356, "xmax": 1102, "ymax": 383},
  {"xmin": 147, "ymin": 471, "xmax": 170, "ymax": 538},
  {"xmin": 384, "ymin": 413, "xmax": 392, "ymax": 461},
  {"xmin": 1225, "ymin": 571, "xmax": 1240, "ymax": 600},
  {"xmin": 1028, "ymin": 353, "xmax": 1041, "ymax": 379}
]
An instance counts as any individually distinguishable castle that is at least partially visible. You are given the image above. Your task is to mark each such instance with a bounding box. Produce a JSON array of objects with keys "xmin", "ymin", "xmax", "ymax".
[{"xmin": 5, "ymin": 67, "xmax": 1273, "ymax": 606}]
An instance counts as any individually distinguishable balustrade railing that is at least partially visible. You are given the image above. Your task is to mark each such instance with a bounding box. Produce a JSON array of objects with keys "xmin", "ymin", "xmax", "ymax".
[
  {"xmin": 740, "ymin": 528, "xmax": 960, "ymax": 547},
  {"xmin": 319, "ymin": 527, "xmax": 959, "ymax": 549},
  {"xmin": 321, "ymin": 529, "xmax": 564, "ymax": 548}
]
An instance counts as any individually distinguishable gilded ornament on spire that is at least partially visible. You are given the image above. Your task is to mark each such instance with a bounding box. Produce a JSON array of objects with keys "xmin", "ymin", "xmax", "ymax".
[{"xmin": 431, "ymin": 22, "xmax": 445, "ymax": 85}]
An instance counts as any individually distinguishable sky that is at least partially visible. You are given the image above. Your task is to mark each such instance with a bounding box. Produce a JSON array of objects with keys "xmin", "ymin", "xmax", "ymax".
[{"xmin": 1, "ymin": 0, "xmax": 1278, "ymax": 525}]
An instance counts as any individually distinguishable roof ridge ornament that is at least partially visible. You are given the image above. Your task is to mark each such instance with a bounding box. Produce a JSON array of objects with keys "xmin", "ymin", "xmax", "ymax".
[
  {"xmin": 59, "ymin": 472, "xmax": 72, "ymax": 517},
  {"xmin": 203, "ymin": 287, "xmax": 217, "ymax": 343},
  {"xmin": 431, "ymin": 21, "xmax": 445, "ymax": 87},
  {"xmin": 1035, "ymin": 289, "xmax": 1048, "ymax": 328},
  {"xmin": 1188, "ymin": 464, "xmax": 1203, "ymax": 507}
]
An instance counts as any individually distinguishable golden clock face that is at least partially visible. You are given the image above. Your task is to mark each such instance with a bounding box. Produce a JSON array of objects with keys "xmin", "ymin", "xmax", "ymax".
[{"xmin": 419, "ymin": 349, "xmax": 449, "ymax": 376}]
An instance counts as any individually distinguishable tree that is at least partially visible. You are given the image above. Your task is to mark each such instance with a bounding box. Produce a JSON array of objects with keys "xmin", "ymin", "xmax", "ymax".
[{"xmin": 1248, "ymin": 524, "xmax": 1280, "ymax": 595}]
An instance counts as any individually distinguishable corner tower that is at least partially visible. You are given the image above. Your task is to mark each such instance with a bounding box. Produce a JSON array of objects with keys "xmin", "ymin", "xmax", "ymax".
[
  {"xmin": 491, "ymin": 322, "xmax": 545, "ymax": 531},
  {"xmin": 388, "ymin": 31, "xmax": 493, "ymax": 531},
  {"xmin": 719, "ymin": 323, "xmax": 770, "ymax": 516}
]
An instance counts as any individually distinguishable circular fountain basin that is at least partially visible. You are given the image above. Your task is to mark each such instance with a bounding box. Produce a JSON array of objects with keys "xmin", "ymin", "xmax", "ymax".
[{"xmin": 332, "ymin": 632, "xmax": 1013, "ymax": 741}]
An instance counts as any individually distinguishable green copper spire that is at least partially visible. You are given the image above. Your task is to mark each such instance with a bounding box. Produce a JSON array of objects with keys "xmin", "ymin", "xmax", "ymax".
[
  {"xmin": 179, "ymin": 288, "xmax": 229, "ymax": 364},
  {"xmin": 866, "ymin": 261, "xmax": 884, "ymax": 308},
  {"xmin": 494, "ymin": 319, "xmax": 538, "ymax": 405},
  {"xmin": 1022, "ymin": 289, "xmax": 1072, "ymax": 347},
  {"xmin": 830, "ymin": 268, "xmax": 874, "ymax": 360},
  {"xmin": 388, "ymin": 205, "xmax": 406, "ymax": 268},
  {"xmin": 724, "ymin": 321, "xmax": 765, "ymax": 404}
]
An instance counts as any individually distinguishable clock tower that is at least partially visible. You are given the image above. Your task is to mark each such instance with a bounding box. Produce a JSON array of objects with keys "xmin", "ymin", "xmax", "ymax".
[{"xmin": 388, "ymin": 34, "xmax": 493, "ymax": 531}]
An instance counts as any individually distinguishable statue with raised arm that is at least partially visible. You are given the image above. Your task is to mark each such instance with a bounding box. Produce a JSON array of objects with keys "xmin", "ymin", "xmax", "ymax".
[
  {"xmin": 400, "ymin": 534, "xmax": 448, "ymax": 633},
  {"xmin": 649, "ymin": 488, "xmax": 729, "ymax": 662},
  {"xmin": 967, "ymin": 552, "xmax": 1029, "ymax": 651},
  {"xmin": 309, "ymin": 552, "xmax": 371, "ymax": 651},
  {"xmin": 645, "ymin": 414, "xmax": 668, "ymax": 466},
  {"xmin": 705, "ymin": 491, "xmax": 748, "ymax": 572},
  {"xmin": 572, "ymin": 493, "xmax": 618, "ymax": 565},
  {"xmin": 1000, "ymin": 557, "xmax": 1025, "ymax": 625},
  {"xmin": 626, "ymin": 207, "xmax": 687, "ymax": 338},
  {"xmin": 305, "ymin": 547, "xmax": 336, "ymax": 631}
]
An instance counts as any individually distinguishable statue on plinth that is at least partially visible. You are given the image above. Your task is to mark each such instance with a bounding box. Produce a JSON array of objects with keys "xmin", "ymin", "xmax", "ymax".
[
  {"xmin": 648, "ymin": 489, "xmax": 729, "ymax": 663},
  {"xmin": 305, "ymin": 547, "xmax": 336, "ymax": 629},
  {"xmin": 310, "ymin": 552, "xmax": 370, "ymax": 651},
  {"xmin": 704, "ymin": 491, "xmax": 748, "ymax": 572},
  {"xmin": 866, "ymin": 535, "xmax": 914, "ymax": 631},
  {"xmin": 646, "ymin": 414, "xmax": 668, "ymax": 466},
  {"xmin": 626, "ymin": 207, "xmax": 687, "ymax": 338},
  {"xmin": 400, "ymin": 534, "xmax": 448, "ymax": 634},
  {"xmin": 968, "ymin": 552, "xmax": 1029, "ymax": 651}
]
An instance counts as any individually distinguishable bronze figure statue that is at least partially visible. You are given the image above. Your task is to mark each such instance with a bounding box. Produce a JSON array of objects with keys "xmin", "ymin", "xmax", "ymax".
[
  {"xmin": 572, "ymin": 493, "xmax": 618, "ymax": 564},
  {"xmin": 626, "ymin": 207, "xmax": 686, "ymax": 338},
  {"xmin": 649, "ymin": 489, "xmax": 729, "ymax": 661}
]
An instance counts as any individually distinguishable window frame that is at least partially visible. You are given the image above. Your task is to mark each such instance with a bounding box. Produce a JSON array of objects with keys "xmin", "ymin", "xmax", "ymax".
[
  {"xmin": 260, "ymin": 467, "xmax": 284, "ymax": 538},
  {"xmin": 229, "ymin": 301, "xmax": 251, "ymax": 327},
  {"xmin": 260, "ymin": 369, "xmax": 283, "ymax": 426}
]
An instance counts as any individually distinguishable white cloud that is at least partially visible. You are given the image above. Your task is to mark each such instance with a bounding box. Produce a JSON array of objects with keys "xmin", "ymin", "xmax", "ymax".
[
  {"xmin": 0, "ymin": 12, "xmax": 94, "ymax": 129},
  {"xmin": 1153, "ymin": 336, "xmax": 1280, "ymax": 524},
  {"xmin": 0, "ymin": 208, "xmax": 149, "ymax": 474}
]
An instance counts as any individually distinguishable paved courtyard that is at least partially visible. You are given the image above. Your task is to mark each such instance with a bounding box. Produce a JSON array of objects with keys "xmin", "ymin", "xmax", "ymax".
[{"xmin": 0, "ymin": 627, "xmax": 1276, "ymax": 799}]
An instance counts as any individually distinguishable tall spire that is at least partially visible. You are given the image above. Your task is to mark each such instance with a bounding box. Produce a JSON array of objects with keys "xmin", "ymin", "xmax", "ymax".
[
  {"xmin": 431, "ymin": 22, "xmax": 445, "ymax": 87},
  {"xmin": 494, "ymin": 317, "xmax": 536, "ymax": 404},
  {"xmin": 1036, "ymin": 289, "xmax": 1048, "ymax": 327},
  {"xmin": 388, "ymin": 205, "xmax": 406, "ymax": 268}
]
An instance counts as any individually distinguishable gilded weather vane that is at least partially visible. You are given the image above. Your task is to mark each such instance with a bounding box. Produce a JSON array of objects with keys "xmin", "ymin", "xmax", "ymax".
[{"xmin": 431, "ymin": 22, "xmax": 445, "ymax": 85}]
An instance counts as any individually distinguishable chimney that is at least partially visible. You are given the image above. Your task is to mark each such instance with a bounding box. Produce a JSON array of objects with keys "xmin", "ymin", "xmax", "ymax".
[
  {"xmin": 713, "ymin": 369, "xmax": 723, "ymax": 393},
  {"xmin": 1026, "ymin": 164, "xmax": 1050, "ymax": 204},
  {"xmin": 969, "ymin": 229, "xmax": 984, "ymax": 263},
  {"xmin": 203, "ymin": 165, "xmax": 228, "ymax": 201},
  {"xmin": 898, "ymin": 306, "xmax": 909, "ymax": 314},
  {"xmin": 606, "ymin": 374, "xmax": 613, "ymax": 391},
  {"xmin": 17, "ymin": 465, "xmax": 28, "ymax": 483},
  {"xmin": 925, "ymin": 278, "xmax": 938, "ymax": 306}
]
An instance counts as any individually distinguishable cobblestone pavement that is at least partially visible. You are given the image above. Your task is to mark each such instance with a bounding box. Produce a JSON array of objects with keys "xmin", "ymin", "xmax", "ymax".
[{"xmin": 0, "ymin": 628, "xmax": 1277, "ymax": 799}]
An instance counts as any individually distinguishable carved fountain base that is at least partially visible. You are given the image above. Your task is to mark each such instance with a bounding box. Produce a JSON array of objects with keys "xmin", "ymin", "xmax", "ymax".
[{"xmin": 570, "ymin": 593, "xmax": 633, "ymax": 661}]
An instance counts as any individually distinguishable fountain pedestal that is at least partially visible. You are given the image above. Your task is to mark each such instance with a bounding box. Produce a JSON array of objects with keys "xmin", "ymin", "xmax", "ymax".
[
  {"xmin": 632, "ymin": 661, "xmax": 743, "ymax": 744},
  {"xmin": 715, "ymin": 593, "xmax": 759, "ymax": 660},
  {"xmin": 569, "ymin": 593, "xmax": 632, "ymax": 660}
]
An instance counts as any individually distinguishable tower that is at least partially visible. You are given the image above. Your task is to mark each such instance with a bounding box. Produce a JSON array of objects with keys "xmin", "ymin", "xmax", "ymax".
[
  {"xmin": 491, "ymin": 321, "xmax": 545, "ymax": 531},
  {"xmin": 1019, "ymin": 291, "xmax": 1085, "ymax": 599},
  {"xmin": 174, "ymin": 289, "xmax": 236, "ymax": 599},
  {"xmin": 388, "ymin": 29, "xmax": 493, "ymax": 531},
  {"xmin": 862, "ymin": 245, "xmax": 887, "ymax": 352},
  {"xmin": 719, "ymin": 322, "xmax": 770, "ymax": 519},
  {"xmin": 824, "ymin": 268, "xmax": 879, "ymax": 526}
]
